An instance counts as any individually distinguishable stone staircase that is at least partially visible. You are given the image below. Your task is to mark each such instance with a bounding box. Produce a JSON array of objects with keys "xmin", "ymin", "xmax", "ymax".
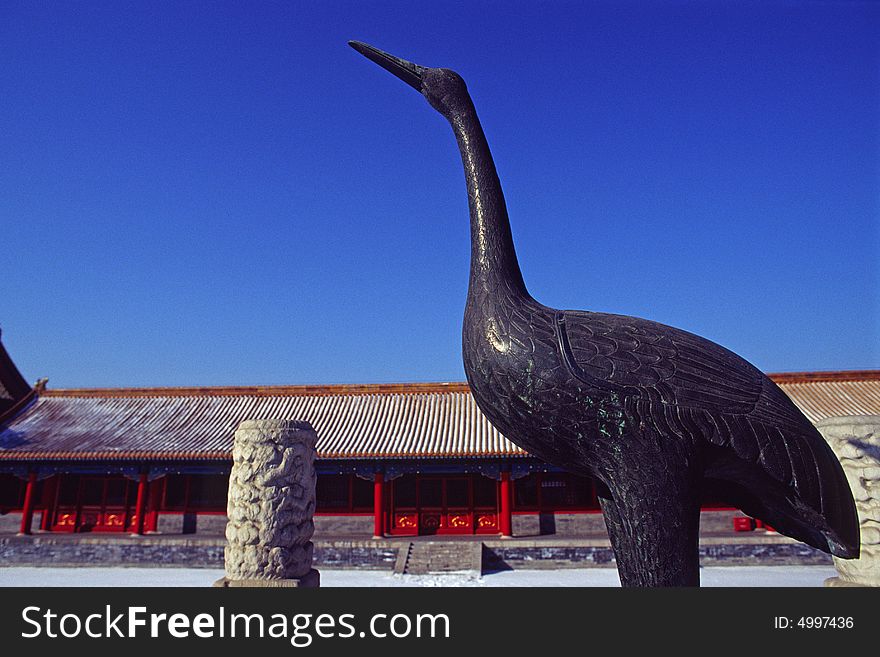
[{"xmin": 394, "ymin": 541, "xmax": 484, "ymax": 576}]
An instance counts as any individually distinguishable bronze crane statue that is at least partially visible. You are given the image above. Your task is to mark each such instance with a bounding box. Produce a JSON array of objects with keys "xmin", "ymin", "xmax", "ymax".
[{"xmin": 349, "ymin": 40, "xmax": 859, "ymax": 586}]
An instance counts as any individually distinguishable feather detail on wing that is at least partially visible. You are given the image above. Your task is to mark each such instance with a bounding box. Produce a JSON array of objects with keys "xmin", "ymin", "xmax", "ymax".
[
  {"xmin": 555, "ymin": 310, "xmax": 763, "ymax": 413},
  {"xmin": 556, "ymin": 309, "xmax": 859, "ymax": 556}
]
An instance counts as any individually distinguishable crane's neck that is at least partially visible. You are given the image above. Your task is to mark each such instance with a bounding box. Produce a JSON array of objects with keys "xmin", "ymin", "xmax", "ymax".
[{"xmin": 447, "ymin": 102, "xmax": 529, "ymax": 302}]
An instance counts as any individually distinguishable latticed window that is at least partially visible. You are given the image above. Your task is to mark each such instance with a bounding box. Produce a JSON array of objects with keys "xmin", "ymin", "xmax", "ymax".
[{"xmin": 513, "ymin": 472, "xmax": 598, "ymax": 511}]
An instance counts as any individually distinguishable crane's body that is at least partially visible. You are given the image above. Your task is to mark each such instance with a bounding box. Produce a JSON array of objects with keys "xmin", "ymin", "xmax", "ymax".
[{"xmin": 349, "ymin": 40, "xmax": 859, "ymax": 586}]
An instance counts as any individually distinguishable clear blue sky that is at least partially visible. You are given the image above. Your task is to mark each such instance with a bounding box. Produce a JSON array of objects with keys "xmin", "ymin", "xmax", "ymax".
[{"xmin": 1, "ymin": 1, "xmax": 878, "ymax": 388}]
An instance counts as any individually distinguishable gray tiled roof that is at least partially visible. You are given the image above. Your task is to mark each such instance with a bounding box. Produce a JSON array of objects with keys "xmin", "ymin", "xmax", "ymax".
[{"xmin": 1, "ymin": 373, "xmax": 878, "ymax": 461}]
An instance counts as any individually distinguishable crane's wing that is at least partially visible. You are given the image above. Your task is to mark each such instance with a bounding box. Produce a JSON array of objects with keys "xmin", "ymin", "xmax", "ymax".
[
  {"xmin": 556, "ymin": 309, "xmax": 859, "ymax": 557},
  {"xmin": 554, "ymin": 310, "xmax": 767, "ymax": 414}
]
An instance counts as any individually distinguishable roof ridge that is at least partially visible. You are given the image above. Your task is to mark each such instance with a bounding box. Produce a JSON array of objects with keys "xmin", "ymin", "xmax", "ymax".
[
  {"xmin": 40, "ymin": 381, "xmax": 473, "ymax": 398},
  {"xmin": 34, "ymin": 370, "xmax": 880, "ymax": 398},
  {"xmin": 766, "ymin": 370, "xmax": 880, "ymax": 383}
]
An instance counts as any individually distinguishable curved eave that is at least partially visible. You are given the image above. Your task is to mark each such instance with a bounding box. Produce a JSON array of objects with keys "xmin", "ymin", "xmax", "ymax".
[
  {"xmin": 0, "ymin": 331, "xmax": 34, "ymax": 421},
  {"xmin": 0, "ymin": 387, "xmax": 37, "ymax": 426}
]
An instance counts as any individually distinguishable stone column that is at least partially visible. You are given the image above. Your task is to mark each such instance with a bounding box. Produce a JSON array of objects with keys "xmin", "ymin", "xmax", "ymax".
[
  {"xmin": 817, "ymin": 415, "xmax": 880, "ymax": 587},
  {"xmin": 215, "ymin": 419, "xmax": 320, "ymax": 588}
]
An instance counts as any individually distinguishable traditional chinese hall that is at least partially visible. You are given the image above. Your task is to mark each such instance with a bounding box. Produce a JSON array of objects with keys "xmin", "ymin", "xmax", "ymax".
[{"xmin": 1, "ymin": 334, "xmax": 878, "ymax": 538}]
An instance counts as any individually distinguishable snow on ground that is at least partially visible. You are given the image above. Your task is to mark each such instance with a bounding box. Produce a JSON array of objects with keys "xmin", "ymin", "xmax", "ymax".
[{"xmin": 0, "ymin": 565, "xmax": 837, "ymax": 587}]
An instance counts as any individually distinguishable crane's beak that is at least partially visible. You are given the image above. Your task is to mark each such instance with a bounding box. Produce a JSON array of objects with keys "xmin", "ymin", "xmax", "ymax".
[{"xmin": 349, "ymin": 41, "xmax": 426, "ymax": 92}]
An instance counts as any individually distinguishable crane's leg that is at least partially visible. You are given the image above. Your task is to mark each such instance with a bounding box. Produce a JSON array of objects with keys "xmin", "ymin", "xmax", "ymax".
[{"xmin": 596, "ymin": 462, "xmax": 702, "ymax": 587}]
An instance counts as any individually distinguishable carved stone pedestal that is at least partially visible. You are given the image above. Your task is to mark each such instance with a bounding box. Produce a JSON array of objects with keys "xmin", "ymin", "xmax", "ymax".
[
  {"xmin": 214, "ymin": 419, "xmax": 319, "ymax": 588},
  {"xmin": 817, "ymin": 415, "xmax": 880, "ymax": 587},
  {"xmin": 214, "ymin": 570, "xmax": 321, "ymax": 588}
]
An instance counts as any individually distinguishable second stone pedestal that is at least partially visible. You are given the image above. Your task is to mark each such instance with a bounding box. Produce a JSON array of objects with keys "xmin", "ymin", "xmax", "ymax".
[{"xmin": 817, "ymin": 415, "xmax": 880, "ymax": 587}]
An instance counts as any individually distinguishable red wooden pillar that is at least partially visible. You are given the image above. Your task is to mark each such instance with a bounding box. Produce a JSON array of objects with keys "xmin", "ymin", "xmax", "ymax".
[
  {"xmin": 18, "ymin": 472, "xmax": 38, "ymax": 535},
  {"xmin": 372, "ymin": 472, "xmax": 384, "ymax": 539},
  {"xmin": 499, "ymin": 470, "xmax": 512, "ymax": 538},
  {"xmin": 132, "ymin": 473, "xmax": 148, "ymax": 536},
  {"xmin": 146, "ymin": 476, "xmax": 164, "ymax": 533},
  {"xmin": 39, "ymin": 476, "xmax": 59, "ymax": 531}
]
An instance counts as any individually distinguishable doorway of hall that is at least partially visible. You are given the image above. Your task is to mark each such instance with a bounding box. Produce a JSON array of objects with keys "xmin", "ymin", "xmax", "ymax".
[{"xmin": 388, "ymin": 473, "xmax": 499, "ymax": 536}]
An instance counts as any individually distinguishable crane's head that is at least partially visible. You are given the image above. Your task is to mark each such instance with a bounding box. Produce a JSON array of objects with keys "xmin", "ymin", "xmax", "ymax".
[{"xmin": 349, "ymin": 41, "xmax": 471, "ymax": 118}]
